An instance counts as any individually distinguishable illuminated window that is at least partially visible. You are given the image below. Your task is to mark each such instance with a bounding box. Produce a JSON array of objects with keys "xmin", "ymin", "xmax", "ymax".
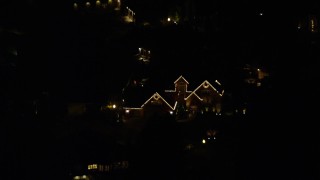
[
  {"xmin": 88, "ymin": 164, "xmax": 98, "ymax": 170},
  {"xmin": 105, "ymin": 165, "xmax": 110, "ymax": 172},
  {"xmin": 99, "ymin": 165, "xmax": 104, "ymax": 171},
  {"xmin": 73, "ymin": 175, "xmax": 89, "ymax": 180},
  {"xmin": 121, "ymin": 161, "xmax": 129, "ymax": 168},
  {"xmin": 311, "ymin": 19, "xmax": 315, "ymax": 32},
  {"xmin": 309, "ymin": 16, "xmax": 318, "ymax": 33}
]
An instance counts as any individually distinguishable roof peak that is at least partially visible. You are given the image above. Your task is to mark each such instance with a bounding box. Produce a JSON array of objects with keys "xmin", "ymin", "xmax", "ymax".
[{"xmin": 174, "ymin": 75, "xmax": 189, "ymax": 84}]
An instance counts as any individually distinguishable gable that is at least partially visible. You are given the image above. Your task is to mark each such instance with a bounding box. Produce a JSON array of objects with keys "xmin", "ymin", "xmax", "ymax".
[
  {"xmin": 193, "ymin": 80, "xmax": 223, "ymax": 98},
  {"xmin": 174, "ymin": 75, "xmax": 189, "ymax": 85},
  {"xmin": 141, "ymin": 92, "xmax": 174, "ymax": 110}
]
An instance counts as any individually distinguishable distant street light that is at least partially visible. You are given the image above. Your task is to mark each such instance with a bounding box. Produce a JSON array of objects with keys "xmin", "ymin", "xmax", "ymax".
[
  {"xmin": 73, "ymin": 3, "xmax": 78, "ymax": 10},
  {"xmin": 96, "ymin": 0, "xmax": 101, "ymax": 6}
]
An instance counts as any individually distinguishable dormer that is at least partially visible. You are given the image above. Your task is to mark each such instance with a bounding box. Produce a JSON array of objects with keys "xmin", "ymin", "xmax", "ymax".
[{"xmin": 174, "ymin": 75, "xmax": 189, "ymax": 93}]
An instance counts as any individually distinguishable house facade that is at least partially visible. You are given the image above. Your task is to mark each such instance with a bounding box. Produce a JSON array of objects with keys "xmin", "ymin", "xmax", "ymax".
[{"xmin": 122, "ymin": 75, "xmax": 224, "ymax": 122}]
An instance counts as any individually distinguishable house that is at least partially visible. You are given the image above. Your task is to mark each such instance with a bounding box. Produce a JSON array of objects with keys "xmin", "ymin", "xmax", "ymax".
[
  {"xmin": 243, "ymin": 64, "xmax": 269, "ymax": 87},
  {"xmin": 122, "ymin": 75, "xmax": 224, "ymax": 122}
]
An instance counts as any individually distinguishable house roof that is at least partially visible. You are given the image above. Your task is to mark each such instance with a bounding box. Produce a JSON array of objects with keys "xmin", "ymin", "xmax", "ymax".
[
  {"xmin": 185, "ymin": 80, "xmax": 224, "ymax": 100},
  {"xmin": 122, "ymin": 86, "xmax": 154, "ymax": 107},
  {"xmin": 185, "ymin": 91, "xmax": 203, "ymax": 101},
  {"xmin": 174, "ymin": 75, "xmax": 189, "ymax": 84},
  {"xmin": 160, "ymin": 91, "xmax": 178, "ymax": 108},
  {"xmin": 141, "ymin": 92, "xmax": 176, "ymax": 110},
  {"xmin": 124, "ymin": 75, "xmax": 224, "ymax": 109}
]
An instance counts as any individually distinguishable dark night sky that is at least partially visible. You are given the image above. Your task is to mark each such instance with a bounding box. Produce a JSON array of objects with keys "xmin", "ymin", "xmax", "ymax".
[
  {"xmin": 1, "ymin": 1, "xmax": 320, "ymax": 104},
  {"xmin": 0, "ymin": 0, "xmax": 319, "ymax": 108}
]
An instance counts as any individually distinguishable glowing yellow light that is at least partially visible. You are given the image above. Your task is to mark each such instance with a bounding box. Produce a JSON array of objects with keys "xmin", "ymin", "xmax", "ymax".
[
  {"xmin": 113, "ymin": 104, "xmax": 116, "ymax": 109},
  {"xmin": 125, "ymin": 109, "xmax": 130, "ymax": 113},
  {"xmin": 141, "ymin": 92, "xmax": 175, "ymax": 110},
  {"xmin": 73, "ymin": 3, "xmax": 78, "ymax": 9},
  {"xmin": 96, "ymin": 0, "xmax": 101, "ymax": 6},
  {"xmin": 74, "ymin": 176, "xmax": 80, "ymax": 180},
  {"xmin": 202, "ymin": 139, "xmax": 206, "ymax": 144},
  {"xmin": 82, "ymin": 175, "xmax": 87, "ymax": 179},
  {"xmin": 154, "ymin": 94, "xmax": 159, "ymax": 100},
  {"xmin": 215, "ymin": 80, "xmax": 221, "ymax": 85},
  {"xmin": 311, "ymin": 19, "xmax": 315, "ymax": 32},
  {"xmin": 135, "ymin": 75, "xmax": 224, "ymax": 116},
  {"xmin": 85, "ymin": 2, "xmax": 91, "ymax": 7},
  {"xmin": 203, "ymin": 81, "xmax": 209, "ymax": 88},
  {"xmin": 167, "ymin": 17, "xmax": 171, "ymax": 22},
  {"xmin": 88, "ymin": 164, "xmax": 98, "ymax": 170}
]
